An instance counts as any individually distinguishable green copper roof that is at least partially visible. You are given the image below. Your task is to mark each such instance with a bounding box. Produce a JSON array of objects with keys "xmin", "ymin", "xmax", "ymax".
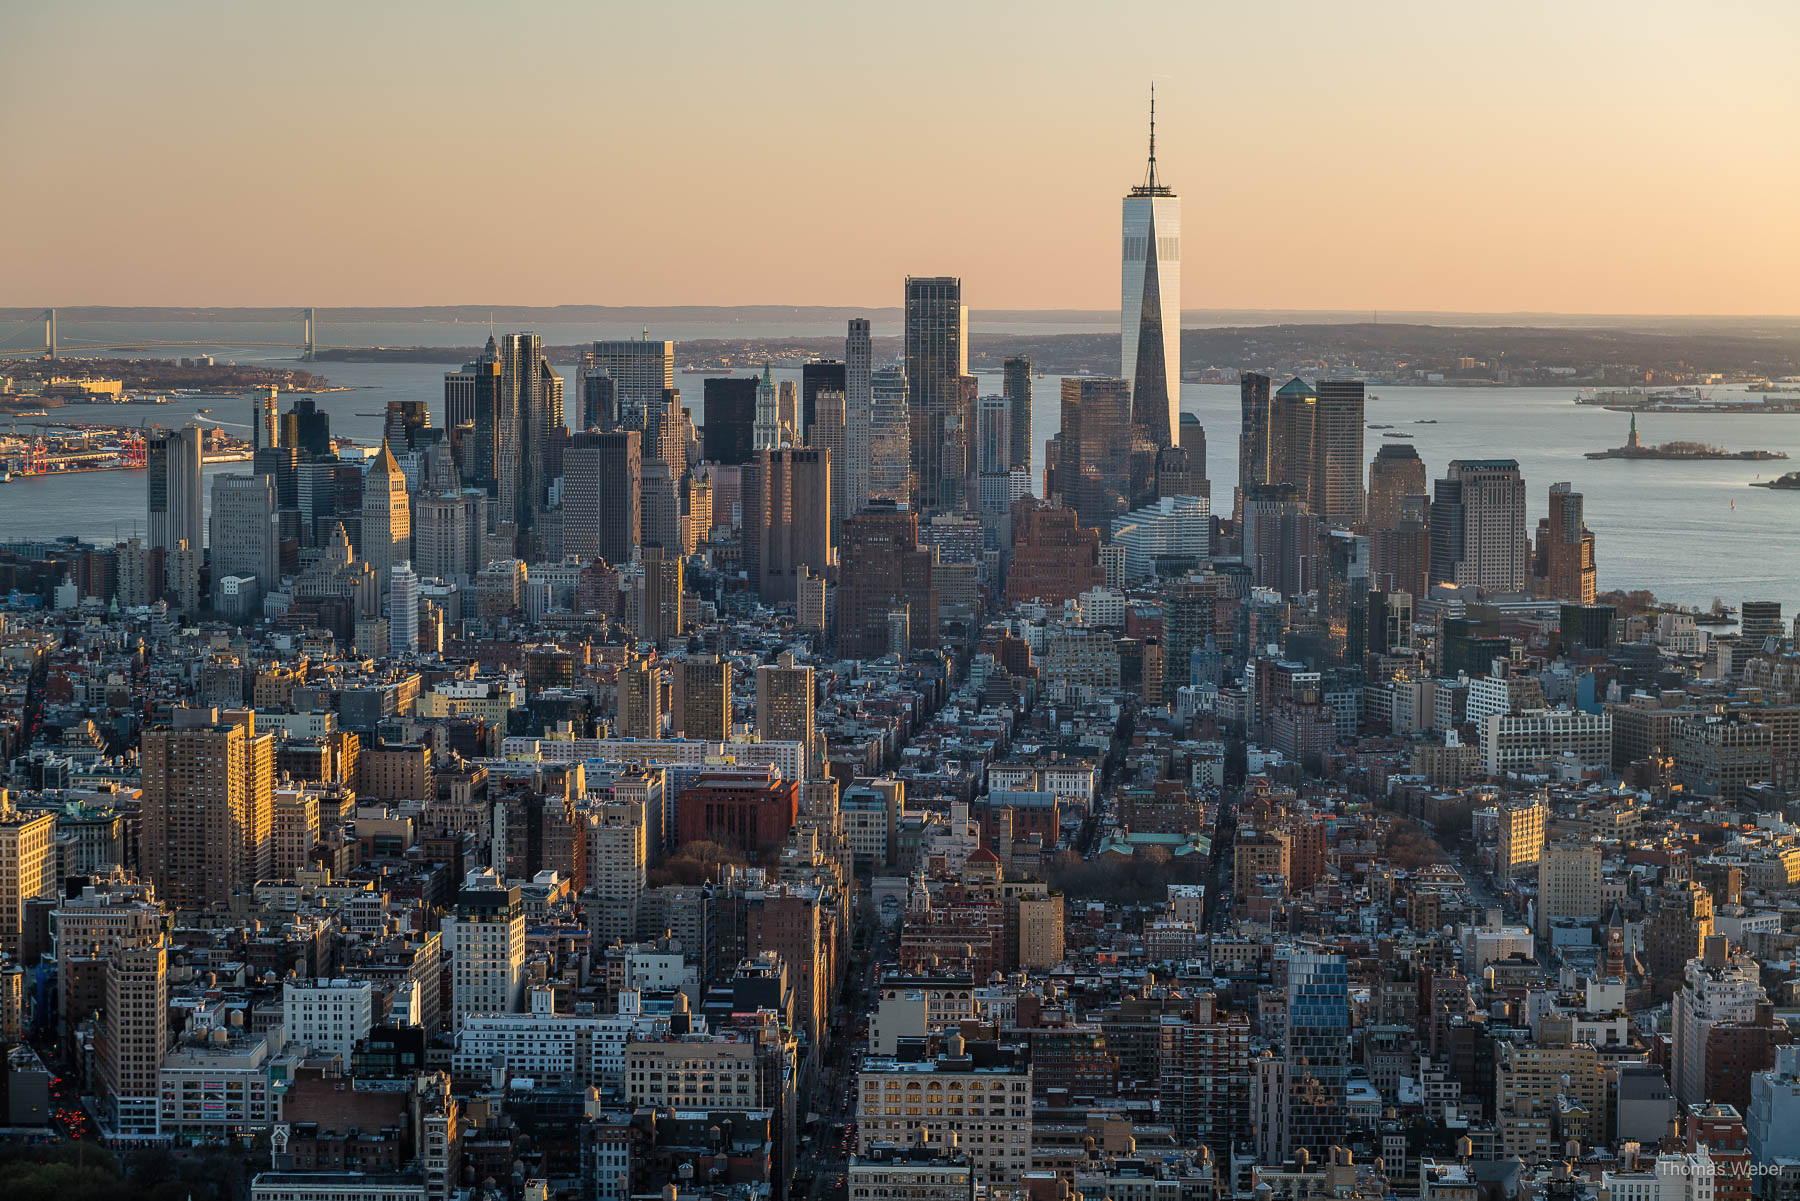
[{"xmin": 1276, "ymin": 377, "xmax": 1315, "ymax": 397}]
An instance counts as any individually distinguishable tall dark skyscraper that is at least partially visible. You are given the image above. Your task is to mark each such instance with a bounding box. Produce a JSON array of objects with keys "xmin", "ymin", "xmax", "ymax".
[
  {"xmin": 1259, "ymin": 377, "xmax": 1366, "ymax": 523},
  {"xmin": 1272, "ymin": 377, "xmax": 1317, "ymax": 507},
  {"xmin": 252, "ymin": 386, "xmax": 278, "ymax": 453},
  {"xmin": 1122, "ymin": 90, "xmax": 1180, "ymax": 449},
  {"xmin": 1238, "ymin": 371, "xmax": 1274, "ymax": 518},
  {"xmin": 146, "ymin": 425, "xmax": 204, "ymax": 556},
  {"xmin": 1284, "ymin": 951, "xmax": 1350, "ymax": 1155},
  {"xmin": 1537, "ymin": 481, "xmax": 1597, "ymax": 604},
  {"xmin": 844, "ymin": 318, "xmax": 873, "ymax": 519},
  {"xmin": 253, "ymin": 444, "xmax": 299, "ymax": 514},
  {"xmin": 801, "ymin": 359, "xmax": 845, "ymax": 442},
  {"xmin": 280, "ymin": 398, "xmax": 332, "ymax": 460},
  {"xmin": 868, "ymin": 365, "xmax": 910, "ymax": 506},
  {"xmin": 1428, "ymin": 473, "xmax": 1463, "ymax": 589},
  {"xmin": 581, "ymin": 373, "xmax": 616, "ymax": 431},
  {"xmin": 452, "ymin": 342, "xmax": 503, "ymax": 497},
  {"xmin": 1318, "ymin": 528, "xmax": 1370, "ymax": 667},
  {"xmin": 1368, "ymin": 442, "xmax": 1430, "ymax": 597},
  {"xmin": 702, "ymin": 376, "xmax": 758, "ymax": 466},
  {"xmin": 1313, "ymin": 380, "xmax": 1366, "ymax": 524},
  {"xmin": 495, "ymin": 332, "xmax": 559, "ymax": 535},
  {"xmin": 838, "ymin": 501, "xmax": 938, "ymax": 659},
  {"xmin": 742, "ymin": 447, "xmax": 832, "ymax": 605},
  {"xmin": 383, "ymin": 399, "xmax": 431, "ymax": 454},
  {"xmin": 1058, "ymin": 377, "xmax": 1132, "ymax": 534},
  {"xmin": 545, "ymin": 361, "xmax": 565, "ymax": 435},
  {"xmin": 563, "ymin": 431, "xmax": 642, "ymax": 565},
  {"xmin": 493, "ymin": 340, "xmax": 524, "ymax": 528},
  {"xmin": 975, "ymin": 395, "xmax": 1011, "ymax": 478},
  {"xmin": 904, "ymin": 275, "xmax": 969, "ymax": 512},
  {"xmin": 1371, "ymin": 496, "xmax": 1431, "ymax": 599},
  {"xmin": 1242, "ymin": 483, "xmax": 1317, "ymax": 598},
  {"xmin": 1367, "ymin": 442, "xmax": 1427, "ymax": 531},
  {"xmin": 1179, "ymin": 412, "xmax": 1206, "ymax": 481},
  {"xmin": 1003, "ymin": 356, "xmax": 1033, "ymax": 471}
]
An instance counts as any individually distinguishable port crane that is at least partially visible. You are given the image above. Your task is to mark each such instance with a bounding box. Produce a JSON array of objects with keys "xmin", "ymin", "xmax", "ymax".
[{"xmin": 3, "ymin": 418, "xmax": 149, "ymax": 476}]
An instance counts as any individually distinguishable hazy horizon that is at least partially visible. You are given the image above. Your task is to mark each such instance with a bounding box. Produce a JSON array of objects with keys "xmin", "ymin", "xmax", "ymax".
[
  {"xmin": 8, "ymin": 305, "xmax": 1800, "ymax": 327},
  {"xmin": 6, "ymin": 1, "xmax": 1798, "ymax": 315}
]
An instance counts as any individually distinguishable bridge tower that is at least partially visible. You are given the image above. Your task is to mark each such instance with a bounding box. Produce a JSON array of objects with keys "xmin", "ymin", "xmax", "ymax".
[
  {"xmin": 44, "ymin": 309, "xmax": 56, "ymax": 359},
  {"xmin": 301, "ymin": 308, "xmax": 316, "ymax": 360}
]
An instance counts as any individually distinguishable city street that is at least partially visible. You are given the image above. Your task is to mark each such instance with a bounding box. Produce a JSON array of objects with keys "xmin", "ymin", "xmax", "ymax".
[{"xmin": 799, "ymin": 913, "xmax": 883, "ymax": 1201}]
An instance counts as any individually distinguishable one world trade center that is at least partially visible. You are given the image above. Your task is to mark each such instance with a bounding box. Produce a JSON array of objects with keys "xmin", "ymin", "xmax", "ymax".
[{"xmin": 1121, "ymin": 86, "xmax": 1181, "ymax": 450}]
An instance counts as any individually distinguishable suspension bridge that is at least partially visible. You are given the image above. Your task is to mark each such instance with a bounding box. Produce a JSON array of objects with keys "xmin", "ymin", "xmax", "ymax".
[{"xmin": 0, "ymin": 308, "xmax": 323, "ymax": 360}]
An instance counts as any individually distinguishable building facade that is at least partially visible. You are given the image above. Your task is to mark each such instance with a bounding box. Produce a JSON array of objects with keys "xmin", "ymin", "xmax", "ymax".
[{"xmin": 904, "ymin": 276, "xmax": 969, "ymax": 511}]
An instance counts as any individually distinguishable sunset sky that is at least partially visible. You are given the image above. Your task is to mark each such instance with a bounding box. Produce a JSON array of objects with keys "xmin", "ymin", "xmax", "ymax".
[{"xmin": 5, "ymin": 0, "xmax": 1798, "ymax": 314}]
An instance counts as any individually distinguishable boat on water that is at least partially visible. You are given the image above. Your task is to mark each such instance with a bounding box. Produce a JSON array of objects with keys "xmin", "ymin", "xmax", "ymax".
[
  {"xmin": 1367, "ymin": 424, "xmax": 1393, "ymax": 430},
  {"xmin": 1414, "ymin": 419, "xmax": 1438, "ymax": 424},
  {"xmin": 1383, "ymin": 432, "xmax": 1413, "ymax": 439}
]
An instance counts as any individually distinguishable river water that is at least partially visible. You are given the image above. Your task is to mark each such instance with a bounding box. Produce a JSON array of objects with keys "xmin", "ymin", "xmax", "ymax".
[{"xmin": 3, "ymin": 320, "xmax": 1795, "ymax": 611}]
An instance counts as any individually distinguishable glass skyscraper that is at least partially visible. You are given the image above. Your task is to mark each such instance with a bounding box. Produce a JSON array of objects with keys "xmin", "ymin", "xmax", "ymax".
[
  {"xmin": 1122, "ymin": 89, "xmax": 1180, "ymax": 452},
  {"xmin": 904, "ymin": 275, "xmax": 969, "ymax": 512},
  {"xmin": 844, "ymin": 319, "xmax": 874, "ymax": 519},
  {"xmin": 1284, "ymin": 950, "xmax": 1350, "ymax": 1155},
  {"xmin": 1003, "ymin": 355, "xmax": 1033, "ymax": 471},
  {"xmin": 868, "ymin": 366, "xmax": 911, "ymax": 505}
]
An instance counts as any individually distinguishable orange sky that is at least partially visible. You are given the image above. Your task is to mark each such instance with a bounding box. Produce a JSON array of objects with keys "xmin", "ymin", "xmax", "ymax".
[{"xmin": 4, "ymin": 0, "xmax": 1798, "ymax": 314}]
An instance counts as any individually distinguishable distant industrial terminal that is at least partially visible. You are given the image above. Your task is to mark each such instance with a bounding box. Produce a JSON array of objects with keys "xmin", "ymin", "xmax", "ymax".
[
  {"xmin": 1575, "ymin": 385, "xmax": 1800, "ymax": 413},
  {"xmin": 0, "ymin": 356, "xmax": 332, "ymax": 411},
  {"xmin": 0, "ymin": 361, "xmax": 289, "ymax": 479},
  {"xmin": 0, "ymin": 421, "xmax": 251, "ymax": 482}
]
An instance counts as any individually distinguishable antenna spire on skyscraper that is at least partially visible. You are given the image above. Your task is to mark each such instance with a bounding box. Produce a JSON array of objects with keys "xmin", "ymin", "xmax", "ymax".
[
  {"xmin": 1146, "ymin": 83, "xmax": 1159, "ymax": 191},
  {"xmin": 1132, "ymin": 83, "xmax": 1171, "ymax": 197}
]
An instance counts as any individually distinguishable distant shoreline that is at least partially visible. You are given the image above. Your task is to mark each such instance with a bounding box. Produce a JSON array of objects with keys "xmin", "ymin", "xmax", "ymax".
[
  {"xmin": 13, "ymin": 316, "xmax": 1797, "ymax": 387},
  {"xmin": 5, "ymin": 304, "xmax": 1799, "ymax": 334}
]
